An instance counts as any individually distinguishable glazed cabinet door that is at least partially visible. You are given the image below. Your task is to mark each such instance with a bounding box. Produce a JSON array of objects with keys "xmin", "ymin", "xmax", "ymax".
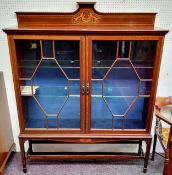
[
  {"xmin": 86, "ymin": 36, "xmax": 158, "ymax": 133},
  {"xmin": 14, "ymin": 36, "xmax": 85, "ymax": 133}
]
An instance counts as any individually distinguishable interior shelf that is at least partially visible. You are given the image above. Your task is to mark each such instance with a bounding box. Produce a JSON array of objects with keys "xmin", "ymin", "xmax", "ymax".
[{"xmin": 16, "ymin": 39, "xmax": 156, "ymax": 130}]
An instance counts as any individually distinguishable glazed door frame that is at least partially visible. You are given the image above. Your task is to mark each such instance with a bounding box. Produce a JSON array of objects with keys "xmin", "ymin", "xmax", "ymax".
[
  {"xmin": 9, "ymin": 35, "xmax": 86, "ymax": 134},
  {"xmin": 8, "ymin": 34, "xmax": 164, "ymax": 135},
  {"xmin": 86, "ymin": 35, "xmax": 164, "ymax": 134}
]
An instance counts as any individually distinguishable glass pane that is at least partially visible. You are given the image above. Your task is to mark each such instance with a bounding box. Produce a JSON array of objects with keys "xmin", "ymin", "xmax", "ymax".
[
  {"xmin": 131, "ymin": 41, "xmax": 157, "ymax": 97},
  {"xmin": 112, "ymin": 97, "xmax": 150, "ymax": 129},
  {"xmin": 16, "ymin": 40, "xmax": 81, "ymax": 129},
  {"xmin": 70, "ymin": 80, "xmax": 80, "ymax": 95},
  {"xmin": 140, "ymin": 81, "xmax": 152, "ymax": 95},
  {"xmin": 42, "ymin": 40, "xmax": 53, "ymax": 58},
  {"xmin": 55, "ymin": 41, "xmax": 80, "ymax": 79},
  {"xmin": 92, "ymin": 80, "xmax": 102, "ymax": 95},
  {"xmin": 103, "ymin": 60, "xmax": 139, "ymax": 122},
  {"xmin": 91, "ymin": 97, "xmax": 112, "ymax": 129},
  {"xmin": 59, "ymin": 97, "xmax": 80, "ymax": 128},
  {"xmin": 32, "ymin": 60, "xmax": 68, "ymax": 115},
  {"xmin": 16, "ymin": 40, "xmax": 41, "ymax": 78},
  {"xmin": 91, "ymin": 41, "xmax": 117, "ymax": 129},
  {"xmin": 130, "ymin": 41, "xmax": 157, "ymax": 79},
  {"xmin": 114, "ymin": 118, "xmax": 123, "ymax": 129},
  {"xmin": 124, "ymin": 97, "xmax": 150, "ymax": 129},
  {"xmin": 118, "ymin": 41, "xmax": 130, "ymax": 58},
  {"xmin": 92, "ymin": 41, "xmax": 117, "ymax": 79},
  {"xmin": 22, "ymin": 96, "xmax": 46, "ymax": 128},
  {"xmin": 103, "ymin": 60, "xmax": 139, "ymax": 97},
  {"xmin": 91, "ymin": 40, "xmax": 157, "ymax": 130}
]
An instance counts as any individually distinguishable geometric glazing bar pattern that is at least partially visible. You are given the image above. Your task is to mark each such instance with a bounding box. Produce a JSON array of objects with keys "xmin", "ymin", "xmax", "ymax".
[
  {"xmin": 91, "ymin": 40, "xmax": 157, "ymax": 130},
  {"xmin": 18, "ymin": 39, "xmax": 80, "ymax": 129}
]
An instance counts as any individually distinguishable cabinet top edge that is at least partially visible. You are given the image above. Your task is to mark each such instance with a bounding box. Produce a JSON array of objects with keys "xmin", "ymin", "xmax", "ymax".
[
  {"xmin": 15, "ymin": 12, "xmax": 157, "ymax": 15},
  {"xmin": 3, "ymin": 27, "xmax": 169, "ymax": 35}
]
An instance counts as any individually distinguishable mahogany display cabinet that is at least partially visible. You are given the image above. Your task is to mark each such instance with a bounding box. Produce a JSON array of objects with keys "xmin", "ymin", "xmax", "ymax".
[{"xmin": 3, "ymin": 2, "xmax": 168, "ymax": 173}]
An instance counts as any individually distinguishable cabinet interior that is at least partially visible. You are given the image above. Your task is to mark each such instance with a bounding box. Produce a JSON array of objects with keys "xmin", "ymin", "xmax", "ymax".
[{"xmin": 15, "ymin": 39, "xmax": 157, "ymax": 130}]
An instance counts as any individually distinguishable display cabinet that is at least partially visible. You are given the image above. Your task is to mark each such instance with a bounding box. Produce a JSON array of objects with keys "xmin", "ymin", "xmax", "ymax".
[{"xmin": 3, "ymin": 2, "xmax": 168, "ymax": 173}]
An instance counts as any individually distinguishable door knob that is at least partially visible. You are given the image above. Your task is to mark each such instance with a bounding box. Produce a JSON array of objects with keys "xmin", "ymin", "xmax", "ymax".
[
  {"xmin": 82, "ymin": 83, "xmax": 86, "ymax": 94},
  {"xmin": 85, "ymin": 83, "xmax": 89, "ymax": 94}
]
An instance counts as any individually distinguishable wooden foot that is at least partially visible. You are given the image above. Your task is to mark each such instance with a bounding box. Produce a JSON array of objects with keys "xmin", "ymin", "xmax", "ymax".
[
  {"xmin": 23, "ymin": 168, "xmax": 27, "ymax": 173},
  {"xmin": 151, "ymin": 133, "xmax": 157, "ymax": 161},
  {"xmin": 143, "ymin": 167, "xmax": 147, "ymax": 173},
  {"xmin": 163, "ymin": 149, "xmax": 169, "ymax": 175},
  {"xmin": 19, "ymin": 138, "xmax": 27, "ymax": 173},
  {"xmin": 143, "ymin": 138, "xmax": 152, "ymax": 173}
]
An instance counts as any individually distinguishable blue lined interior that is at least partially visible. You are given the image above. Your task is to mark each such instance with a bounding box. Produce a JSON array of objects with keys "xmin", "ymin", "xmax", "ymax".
[
  {"xmin": 18, "ymin": 40, "xmax": 154, "ymax": 130},
  {"xmin": 22, "ymin": 70, "xmax": 149, "ymax": 129}
]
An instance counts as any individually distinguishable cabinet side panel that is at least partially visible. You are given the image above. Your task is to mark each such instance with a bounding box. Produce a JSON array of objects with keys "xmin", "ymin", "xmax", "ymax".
[
  {"xmin": 7, "ymin": 35, "xmax": 25, "ymax": 132},
  {"xmin": 146, "ymin": 37, "xmax": 165, "ymax": 132}
]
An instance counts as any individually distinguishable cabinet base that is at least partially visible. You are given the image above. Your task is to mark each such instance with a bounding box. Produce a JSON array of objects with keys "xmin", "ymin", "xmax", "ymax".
[
  {"xmin": 143, "ymin": 168, "xmax": 148, "ymax": 173},
  {"xmin": 19, "ymin": 137, "xmax": 152, "ymax": 173}
]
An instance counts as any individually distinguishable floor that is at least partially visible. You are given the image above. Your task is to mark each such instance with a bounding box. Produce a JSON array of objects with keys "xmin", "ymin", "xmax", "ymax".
[{"xmin": 4, "ymin": 153, "xmax": 163, "ymax": 175}]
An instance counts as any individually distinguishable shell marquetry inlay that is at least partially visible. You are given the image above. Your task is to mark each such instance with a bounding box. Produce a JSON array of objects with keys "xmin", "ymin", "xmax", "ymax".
[{"xmin": 72, "ymin": 9, "xmax": 100, "ymax": 24}]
